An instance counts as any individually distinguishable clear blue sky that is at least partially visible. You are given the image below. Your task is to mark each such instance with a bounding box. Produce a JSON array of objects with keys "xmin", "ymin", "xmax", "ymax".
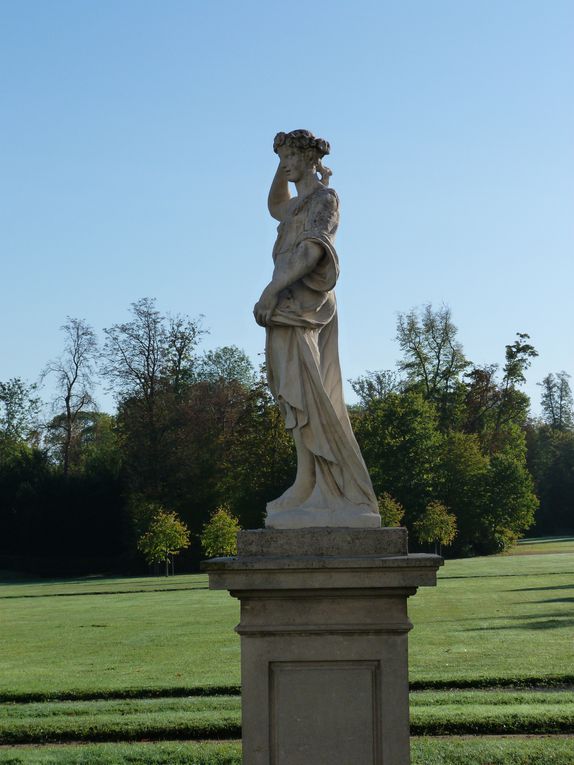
[{"xmin": 1, "ymin": 1, "xmax": 572, "ymax": 414}]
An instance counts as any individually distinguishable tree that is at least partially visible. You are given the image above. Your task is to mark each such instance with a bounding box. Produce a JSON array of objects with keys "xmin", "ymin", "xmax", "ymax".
[
  {"xmin": 43, "ymin": 318, "xmax": 98, "ymax": 475},
  {"xmin": 463, "ymin": 364, "xmax": 501, "ymax": 440},
  {"xmin": 539, "ymin": 372, "xmax": 573, "ymax": 431},
  {"xmin": 435, "ymin": 431, "xmax": 489, "ymax": 555},
  {"xmin": 396, "ymin": 304, "xmax": 468, "ymax": 430},
  {"xmin": 377, "ymin": 492, "xmax": 404, "ymax": 527},
  {"xmin": 102, "ymin": 298, "xmax": 204, "ymax": 494},
  {"xmin": 137, "ymin": 509, "xmax": 191, "ymax": 576},
  {"xmin": 352, "ymin": 391, "xmax": 442, "ymax": 525},
  {"xmin": 413, "ymin": 500, "xmax": 457, "ymax": 554},
  {"xmin": 201, "ymin": 506, "xmax": 241, "ymax": 558},
  {"xmin": 0, "ymin": 378, "xmax": 41, "ymax": 447},
  {"xmin": 218, "ymin": 370, "xmax": 296, "ymax": 529},
  {"xmin": 102, "ymin": 298, "xmax": 204, "ymax": 404},
  {"xmin": 526, "ymin": 423, "xmax": 573, "ymax": 536},
  {"xmin": 350, "ymin": 370, "xmax": 401, "ymax": 407},
  {"xmin": 484, "ymin": 450, "xmax": 538, "ymax": 552},
  {"xmin": 195, "ymin": 346, "xmax": 256, "ymax": 388},
  {"xmin": 490, "ymin": 333, "xmax": 538, "ymax": 448}
]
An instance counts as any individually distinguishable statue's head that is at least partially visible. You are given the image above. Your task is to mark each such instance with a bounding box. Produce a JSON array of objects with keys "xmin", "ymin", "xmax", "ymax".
[{"xmin": 273, "ymin": 129, "xmax": 332, "ymax": 186}]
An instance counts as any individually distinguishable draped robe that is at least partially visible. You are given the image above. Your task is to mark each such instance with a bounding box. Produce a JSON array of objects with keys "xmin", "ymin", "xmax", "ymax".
[{"xmin": 265, "ymin": 186, "xmax": 380, "ymax": 528}]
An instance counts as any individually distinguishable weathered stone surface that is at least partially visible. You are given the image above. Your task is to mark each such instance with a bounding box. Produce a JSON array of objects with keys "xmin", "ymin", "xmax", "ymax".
[
  {"xmin": 236, "ymin": 527, "xmax": 408, "ymax": 557},
  {"xmin": 204, "ymin": 528, "xmax": 443, "ymax": 764},
  {"xmin": 253, "ymin": 130, "xmax": 380, "ymax": 529}
]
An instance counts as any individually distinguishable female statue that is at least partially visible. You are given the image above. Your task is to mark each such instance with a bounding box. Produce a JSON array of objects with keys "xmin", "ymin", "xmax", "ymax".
[{"xmin": 254, "ymin": 130, "xmax": 380, "ymax": 528}]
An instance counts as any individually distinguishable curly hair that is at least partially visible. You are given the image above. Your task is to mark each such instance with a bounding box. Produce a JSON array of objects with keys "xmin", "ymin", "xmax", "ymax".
[{"xmin": 273, "ymin": 129, "xmax": 333, "ymax": 186}]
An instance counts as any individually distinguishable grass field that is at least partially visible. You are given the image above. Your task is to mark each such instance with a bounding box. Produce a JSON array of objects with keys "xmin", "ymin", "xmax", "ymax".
[
  {"xmin": 1, "ymin": 537, "xmax": 572, "ymax": 762},
  {"xmin": 1, "ymin": 691, "xmax": 573, "ymax": 745},
  {"xmin": 1, "ymin": 738, "xmax": 574, "ymax": 765}
]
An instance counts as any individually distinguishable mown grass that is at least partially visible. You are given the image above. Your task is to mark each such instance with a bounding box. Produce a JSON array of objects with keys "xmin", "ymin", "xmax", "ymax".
[
  {"xmin": 411, "ymin": 736, "xmax": 574, "ymax": 764},
  {"xmin": 1, "ymin": 540, "xmax": 573, "ymax": 699},
  {"xmin": 408, "ymin": 549, "xmax": 574, "ymax": 685},
  {"xmin": 0, "ymin": 741, "xmax": 243, "ymax": 764},
  {"xmin": 0, "ymin": 697, "xmax": 240, "ymax": 745},
  {"xmin": 1, "ymin": 691, "xmax": 573, "ymax": 745},
  {"xmin": 1, "ymin": 738, "xmax": 574, "ymax": 765},
  {"xmin": 0, "ymin": 577, "xmax": 240, "ymax": 698},
  {"xmin": 510, "ymin": 536, "xmax": 574, "ymax": 555},
  {"xmin": 0, "ymin": 575, "xmax": 211, "ymax": 600},
  {"xmin": 0, "ymin": 538, "xmax": 572, "ymax": 762}
]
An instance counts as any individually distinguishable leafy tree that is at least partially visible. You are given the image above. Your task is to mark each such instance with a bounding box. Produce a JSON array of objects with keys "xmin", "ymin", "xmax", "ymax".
[
  {"xmin": 137, "ymin": 509, "xmax": 191, "ymax": 576},
  {"xmin": 201, "ymin": 506, "xmax": 241, "ymax": 558},
  {"xmin": 0, "ymin": 442, "xmax": 51, "ymax": 556},
  {"xmin": 377, "ymin": 492, "xmax": 404, "ymax": 527},
  {"xmin": 483, "ymin": 448, "xmax": 538, "ymax": 553},
  {"xmin": 413, "ymin": 500, "xmax": 457, "ymax": 554},
  {"xmin": 396, "ymin": 304, "xmax": 468, "ymax": 430},
  {"xmin": 350, "ymin": 370, "xmax": 401, "ymax": 407},
  {"xmin": 43, "ymin": 318, "xmax": 98, "ymax": 475},
  {"xmin": 539, "ymin": 372, "xmax": 573, "ymax": 431},
  {"xmin": 490, "ymin": 333, "xmax": 538, "ymax": 449},
  {"xmin": 352, "ymin": 391, "xmax": 442, "ymax": 525},
  {"xmin": 78, "ymin": 412, "xmax": 122, "ymax": 477},
  {"xmin": 463, "ymin": 364, "xmax": 501, "ymax": 439},
  {"xmin": 436, "ymin": 431, "xmax": 489, "ymax": 555},
  {"xmin": 218, "ymin": 371, "xmax": 296, "ymax": 529},
  {"xmin": 462, "ymin": 334, "xmax": 537, "ymax": 455},
  {"xmin": 195, "ymin": 346, "xmax": 256, "ymax": 388},
  {"xmin": 0, "ymin": 378, "xmax": 41, "ymax": 447},
  {"xmin": 526, "ymin": 424, "xmax": 574, "ymax": 535}
]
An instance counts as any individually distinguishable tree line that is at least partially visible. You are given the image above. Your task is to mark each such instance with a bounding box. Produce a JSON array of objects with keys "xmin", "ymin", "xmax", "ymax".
[{"xmin": 0, "ymin": 299, "xmax": 571, "ymax": 573}]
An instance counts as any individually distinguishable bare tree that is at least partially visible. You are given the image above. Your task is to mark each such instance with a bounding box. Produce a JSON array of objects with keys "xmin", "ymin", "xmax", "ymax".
[
  {"xmin": 43, "ymin": 318, "xmax": 98, "ymax": 475},
  {"xmin": 100, "ymin": 298, "xmax": 204, "ymax": 494},
  {"xmin": 101, "ymin": 297, "xmax": 204, "ymax": 408}
]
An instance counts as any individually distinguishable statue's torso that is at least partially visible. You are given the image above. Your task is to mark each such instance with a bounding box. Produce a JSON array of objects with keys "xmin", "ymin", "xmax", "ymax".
[{"xmin": 271, "ymin": 187, "xmax": 340, "ymax": 326}]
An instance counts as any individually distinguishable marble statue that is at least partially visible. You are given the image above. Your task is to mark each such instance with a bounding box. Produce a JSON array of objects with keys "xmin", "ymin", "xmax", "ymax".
[{"xmin": 253, "ymin": 129, "xmax": 381, "ymax": 529}]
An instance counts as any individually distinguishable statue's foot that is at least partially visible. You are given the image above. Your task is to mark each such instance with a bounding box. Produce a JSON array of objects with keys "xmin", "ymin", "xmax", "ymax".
[{"xmin": 267, "ymin": 482, "xmax": 313, "ymax": 512}]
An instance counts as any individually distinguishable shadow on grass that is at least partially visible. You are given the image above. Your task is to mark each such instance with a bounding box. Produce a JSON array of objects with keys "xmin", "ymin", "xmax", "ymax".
[
  {"xmin": 511, "ymin": 583, "xmax": 574, "ymax": 592},
  {"xmin": 533, "ymin": 596, "xmax": 574, "ymax": 604},
  {"xmin": 465, "ymin": 616, "xmax": 574, "ymax": 631},
  {"xmin": 0, "ymin": 586, "xmax": 209, "ymax": 600},
  {"xmin": 441, "ymin": 571, "xmax": 574, "ymax": 581}
]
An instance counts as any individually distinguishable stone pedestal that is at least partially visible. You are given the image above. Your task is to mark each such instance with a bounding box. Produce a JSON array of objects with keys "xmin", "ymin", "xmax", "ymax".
[{"xmin": 204, "ymin": 528, "xmax": 442, "ymax": 765}]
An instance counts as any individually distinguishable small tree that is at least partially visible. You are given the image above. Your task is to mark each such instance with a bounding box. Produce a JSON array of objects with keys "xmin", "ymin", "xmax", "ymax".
[
  {"xmin": 137, "ymin": 509, "xmax": 191, "ymax": 576},
  {"xmin": 413, "ymin": 500, "xmax": 457, "ymax": 554},
  {"xmin": 201, "ymin": 506, "xmax": 241, "ymax": 558},
  {"xmin": 377, "ymin": 492, "xmax": 405, "ymax": 527}
]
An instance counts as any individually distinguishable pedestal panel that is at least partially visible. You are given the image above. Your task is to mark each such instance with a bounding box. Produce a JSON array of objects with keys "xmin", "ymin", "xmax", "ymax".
[{"xmin": 204, "ymin": 528, "xmax": 442, "ymax": 765}]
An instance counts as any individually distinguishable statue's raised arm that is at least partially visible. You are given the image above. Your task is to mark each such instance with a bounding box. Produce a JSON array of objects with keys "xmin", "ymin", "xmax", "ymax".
[{"xmin": 254, "ymin": 129, "xmax": 381, "ymax": 529}]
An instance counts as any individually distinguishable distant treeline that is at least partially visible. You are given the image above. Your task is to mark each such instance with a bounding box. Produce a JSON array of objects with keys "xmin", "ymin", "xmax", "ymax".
[{"xmin": 0, "ymin": 299, "xmax": 572, "ymax": 574}]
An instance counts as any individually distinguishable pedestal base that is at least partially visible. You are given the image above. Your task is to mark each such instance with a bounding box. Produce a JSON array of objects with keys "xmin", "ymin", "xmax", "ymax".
[{"xmin": 204, "ymin": 528, "xmax": 442, "ymax": 765}]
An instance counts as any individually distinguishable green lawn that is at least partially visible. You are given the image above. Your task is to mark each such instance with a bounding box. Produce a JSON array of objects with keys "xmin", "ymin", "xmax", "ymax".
[
  {"xmin": 0, "ymin": 537, "xmax": 572, "ymax": 761},
  {"xmin": 2, "ymin": 541, "xmax": 572, "ymax": 698},
  {"xmin": 510, "ymin": 536, "xmax": 574, "ymax": 555},
  {"xmin": 2, "ymin": 691, "xmax": 573, "ymax": 745},
  {"xmin": 1, "ymin": 738, "xmax": 573, "ymax": 765},
  {"xmin": 409, "ymin": 548, "xmax": 574, "ymax": 686},
  {"xmin": 0, "ymin": 576, "xmax": 240, "ymax": 699}
]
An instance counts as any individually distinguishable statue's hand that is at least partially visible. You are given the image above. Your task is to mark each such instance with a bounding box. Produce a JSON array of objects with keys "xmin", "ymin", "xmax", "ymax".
[{"xmin": 253, "ymin": 286, "xmax": 278, "ymax": 327}]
